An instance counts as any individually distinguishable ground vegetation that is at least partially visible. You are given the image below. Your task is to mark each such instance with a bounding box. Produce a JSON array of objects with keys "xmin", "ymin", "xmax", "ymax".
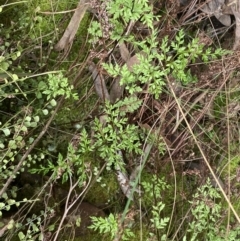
[{"xmin": 1, "ymin": 0, "xmax": 240, "ymax": 240}]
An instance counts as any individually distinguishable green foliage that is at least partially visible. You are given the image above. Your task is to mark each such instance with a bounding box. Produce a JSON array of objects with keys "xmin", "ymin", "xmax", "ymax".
[
  {"xmin": 107, "ymin": 0, "xmax": 155, "ymax": 31},
  {"xmin": 185, "ymin": 179, "xmax": 240, "ymax": 241},
  {"xmin": 93, "ymin": 101, "xmax": 142, "ymax": 170},
  {"xmin": 0, "ymin": 49, "xmax": 22, "ymax": 73},
  {"xmin": 0, "ymin": 196, "xmax": 28, "ymax": 217},
  {"xmin": 142, "ymin": 175, "xmax": 170, "ymax": 200},
  {"xmin": 150, "ymin": 202, "xmax": 169, "ymax": 230},
  {"xmin": 30, "ymin": 131, "xmax": 91, "ymax": 184},
  {"xmin": 0, "ymin": 110, "xmax": 44, "ymax": 188},
  {"xmin": 38, "ymin": 72, "xmax": 78, "ymax": 100},
  {"xmin": 85, "ymin": 170, "xmax": 120, "ymax": 206},
  {"xmin": 89, "ymin": 213, "xmax": 135, "ymax": 241},
  {"xmin": 88, "ymin": 0, "xmax": 156, "ymax": 41},
  {"xmin": 122, "ymin": 228, "xmax": 135, "ymax": 241},
  {"xmin": 102, "ymin": 29, "xmax": 228, "ymax": 98},
  {"xmin": 17, "ymin": 209, "xmax": 55, "ymax": 241},
  {"xmin": 141, "ymin": 175, "xmax": 170, "ymax": 239},
  {"xmin": 88, "ymin": 20, "xmax": 102, "ymax": 44},
  {"xmin": 114, "ymin": 95, "xmax": 142, "ymax": 116},
  {"xmin": 10, "ymin": 0, "xmax": 78, "ymax": 41},
  {"xmin": 89, "ymin": 213, "xmax": 118, "ymax": 239},
  {"xmin": 0, "ymin": 1, "xmax": 92, "ymax": 240}
]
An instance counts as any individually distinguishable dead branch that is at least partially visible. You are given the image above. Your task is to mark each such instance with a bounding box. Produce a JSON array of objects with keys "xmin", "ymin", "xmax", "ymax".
[{"xmin": 54, "ymin": 0, "xmax": 89, "ymax": 52}]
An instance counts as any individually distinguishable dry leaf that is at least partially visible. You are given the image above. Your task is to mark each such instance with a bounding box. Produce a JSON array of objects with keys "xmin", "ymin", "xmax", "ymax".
[
  {"xmin": 119, "ymin": 42, "xmax": 130, "ymax": 62},
  {"xmin": 110, "ymin": 43, "xmax": 143, "ymax": 103},
  {"xmin": 110, "ymin": 77, "xmax": 124, "ymax": 103},
  {"xmin": 216, "ymin": 14, "xmax": 231, "ymax": 26},
  {"xmin": 201, "ymin": 0, "xmax": 230, "ymax": 26},
  {"xmin": 89, "ymin": 63, "xmax": 110, "ymax": 101},
  {"xmin": 126, "ymin": 54, "xmax": 141, "ymax": 71}
]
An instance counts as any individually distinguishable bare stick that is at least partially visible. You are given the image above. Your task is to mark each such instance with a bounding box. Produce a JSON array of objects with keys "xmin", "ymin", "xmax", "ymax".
[
  {"xmin": 89, "ymin": 63, "xmax": 110, "ymax": 101},
  {"xmin": 52, "ymin": 173, "xmax": 92, "ymax": 241},
  {"xmin": 55, "ymin": 0, "xmax": 89, "ymax": 51}
]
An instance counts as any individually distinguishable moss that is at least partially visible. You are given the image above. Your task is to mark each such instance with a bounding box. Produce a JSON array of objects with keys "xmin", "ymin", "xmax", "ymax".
[
  {"xmin": 85, "ymin": 171, "xmax": 122, "ymax": 208},
  {"xmin": 0, "ymin": 0, "xmax": 77, "ymax": 37},
  {"xmin": 21, "ymin": 0, "xmax": 79, "ymax": 39},
  {"xmin": 54, "ymin": 99, "xmax": 83, "ymax": 125},
  {"xmin": 221, "ymin": 154, "xmax": 240, "ymax": 173},
  {"xmin": 54, "ymin": 89, "xmax": 97, "ymax": 126},
  {"xmin": 138, "ymin": 164, "xmax": 196, "ymax": 237},
  {"xmin": 0, "ymin": 0, "xmax": 91, "ymax": 70},
  {"xmin": 132, "ymin": 225, "xmax": 154, "ymax": 240},
  {"xmin": 139, "ymin": 166, "xmax": 181, "ymax": 208},
  {"xmin": 49, "ymin": 10, "xmax": 91, "ymax": 69},
  {"xmin": 72, "ymin": 10, "xmax": 91, "ymax": 58}
]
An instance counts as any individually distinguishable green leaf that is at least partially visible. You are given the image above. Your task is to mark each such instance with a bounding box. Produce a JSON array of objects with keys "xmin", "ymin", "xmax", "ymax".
[
  {"xmin": 76, "ymin": 217, "xmax": 81, "ymax": 227},
  {"xmin": 16, "ymin": 136, "xmax": 23, "ymax": 141},
  {"xmin": 25, "ymin": 116, "xmax": 31, "ymax": 122},
  {"xmin": 42, "ymin": 109, "xmax": 48, "ymax": 115},
  {"xmin": 18, "ymin": 231, "xmax": 25, "ymax": 240},
  {"xmin": 48, "ymin": 224, "xmax": 55, "ymax": 231},
  {"xmin": 50, "ymin": 99, "xmax": 57, "ymax": 106},
  {"xmin": 34, "ymin": 116, "xmax": 40, "ymax": 122},
  {"xmin": 8, "ymin": 140, "xmax": 17, "ymax": 149},
  {"xmin": 28, "ymin": 137, "xmax": 34, "ymax": 144},
  {"xmin": 30, "ymin": 122, "xmax": 37, "ymax": 128},
  {"xmin": 12, "ymin": 74, "xmax": 18, "ymax": 81},
  {"xmin": 2, "ymin": 128, "xmax": 10, "ymax": 136},
  {"xmin": 0, "ymin": 202, "xmax": 5, "ymax": 209},
  {"xmin": 7, "ymin": 220, "xmax": 14, "ymax": 230},
  {"xmin": 38, "ymin": 80, "xmax": 47, "ymax": 89},
  {"xmin": 21, "ymin": 126, "xmax": 27, "ymax": 132},
  {"xmin": 0, "ymin": 61, "xmax": 9, "ymax": 71}
]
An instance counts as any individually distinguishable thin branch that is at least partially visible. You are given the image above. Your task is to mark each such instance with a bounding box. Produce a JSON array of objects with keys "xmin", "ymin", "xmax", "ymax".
[
  {"xmin": 52, "ymin": 172, "xmax": 92, "ymax": 241},
  {"xmin": 54, "ymin": 0, "xmax": 89, "ymax": 51},
  {"xmin": 0, "ymin": 98, "xmax": 64, "ymax": 198},
  {"xmin": 166, "ymin": 73, "xmax": 240, "ymax": 224}
]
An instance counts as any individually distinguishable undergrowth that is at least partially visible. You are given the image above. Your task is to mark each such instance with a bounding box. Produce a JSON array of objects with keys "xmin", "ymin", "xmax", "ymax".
[{"xmin": 0, "ymin": 0, "xmax": 240, "ymax": 241}]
